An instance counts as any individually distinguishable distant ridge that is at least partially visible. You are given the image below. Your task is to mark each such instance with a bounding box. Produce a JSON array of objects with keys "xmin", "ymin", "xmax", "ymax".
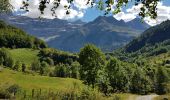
[{"xmin": 0, "ymin": 14, "xmax": 150, "ymax": 52}]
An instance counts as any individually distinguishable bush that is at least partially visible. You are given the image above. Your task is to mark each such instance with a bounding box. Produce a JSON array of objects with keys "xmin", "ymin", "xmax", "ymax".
[
  {"xmin": 21, "ymin": 63, "xmax": 26, "ymax": 72},
  {"xmin": 130, "ymin": 68, "xmax": 152, "ymax": 94},
  {"xmin": 31, "ymin": 60, "xmax": 41, "ymax": 72},
  {"xmin": 0, "ymin": 48, "xmax": 14, "ymax": 68},
  {"xmin": 13, "ymin": 61, "xmax": 21, "ymax": 71},
  {"xmin": 0, "ymin": 88, "xmax": 10, "ymax": 99},
  {"xmin": 6, "ymin": 84, "xmax": 20, "ymax": 96},
  {"xmin": 53, "ymin": 64, "xmax": 67, "ymax": 77}
]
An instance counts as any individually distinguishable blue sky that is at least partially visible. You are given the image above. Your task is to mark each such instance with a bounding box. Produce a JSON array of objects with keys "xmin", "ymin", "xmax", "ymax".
[{"xmin": 82, "ymin": 0, "xmax": 170, "ymax": 23}]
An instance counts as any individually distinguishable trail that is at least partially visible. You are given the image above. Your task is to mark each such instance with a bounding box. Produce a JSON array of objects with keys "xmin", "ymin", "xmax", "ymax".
[{"xmin": 135, "ymin": 94, "xmax": 158, "ymax": 100}]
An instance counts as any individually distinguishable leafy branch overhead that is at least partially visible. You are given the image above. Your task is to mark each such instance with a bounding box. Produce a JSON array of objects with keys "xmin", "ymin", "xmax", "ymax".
[{"xmin": 1, "ymin": 0, "xmax": 161, "ymax": 19}]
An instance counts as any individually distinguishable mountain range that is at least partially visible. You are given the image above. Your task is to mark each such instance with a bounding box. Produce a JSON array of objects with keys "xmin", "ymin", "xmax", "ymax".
[{"xmin": 0, "ymin": 14, "xmax": 150, "ymax": 52}]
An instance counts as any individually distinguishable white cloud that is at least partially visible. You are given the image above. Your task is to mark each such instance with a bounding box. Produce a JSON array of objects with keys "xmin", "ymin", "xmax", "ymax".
[
  {"xmin": 9, "ymin": 0, "xmax": 23, "ymax": 11},
  {"xmin": 113, "ymin": 12, "xmax": 136, "ymax": 22},
  {"xmin": 10, "ymin": 0, "xmax": 88, "ymax": 20},
  {"xmin": 73, "ymin": 0, "xmax": 92, "ymax": 10},
  {"xmin": 113, "ymin": 2, "xmax": 170, "ymax": 26}
]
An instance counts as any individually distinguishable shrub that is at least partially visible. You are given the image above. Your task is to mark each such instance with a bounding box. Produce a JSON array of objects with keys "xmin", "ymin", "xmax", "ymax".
[{"xmin": 6, "ymin": 84, "xmax": 20, "ymax": 96}]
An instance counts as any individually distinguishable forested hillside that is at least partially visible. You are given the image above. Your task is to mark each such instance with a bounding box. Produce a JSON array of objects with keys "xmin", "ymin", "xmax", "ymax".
[
  {"xmin": 0, "ymin": 20, "xmax": 47, "ymax": 49},
  {"xmin": 112, "ymin": 20, "xmax": 170, "ymax": 63},
  {"xmin": 125, "ymin": 20, "xmax": 170, "ymax": 53}
]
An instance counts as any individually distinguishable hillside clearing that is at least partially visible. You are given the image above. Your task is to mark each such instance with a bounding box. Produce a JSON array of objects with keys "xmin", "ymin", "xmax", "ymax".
[{"xmin": 8, "ymin": 49, "xmax": 39, "ymax": 66}]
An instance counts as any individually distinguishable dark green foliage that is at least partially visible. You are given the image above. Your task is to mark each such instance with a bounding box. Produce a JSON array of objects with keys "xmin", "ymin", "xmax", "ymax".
[
  {"xmin": 79, "ymin": 44, "xmax": 106, "ymax": 88},
  {"xmin": 106, "ymin": 57, "xmax": 129, "ymax": 93},
  {"xmin": 112, "ymin": 21, "xmax": 170, "ymax": 63},
  {"xmin": 0, "ymin": 0, "xmax": 11, "ymax": 13},
  {"xmin": 31, "ymin": 60, "xmax": 41, "ymax": 72},
  {"xmin": 0, "ymin": 56, "xmax": 4, "ymax": 65},
  {"xmin": 150, "ymin": 47, "xmax": 168, "ymax": 56},
  {"xmin": 6, "ymin": 84, "xmax": 20, "ymax": 96},
  {"xmin": 0, "ymin": 20, "xmax": 7, "ymax": 28},
  {"xmin": 5, "ymin": 57, "xmax": 14, "ymax": 68},
  {"xmin": 70, "ymin": 62, "xmax": 80, "ymax": 79},
  {"xmin": 21, "ymin": 63, "xmax": 26, "ymax": 72},
  {"xmin": 130, "ymin": 68, "xmax": 152, "ymax": 94},
  {"xmin": 45, "ymin": 57, "xmax": 54, "ymax": 66},
  {"xmin": 0, "ymin": 89, "xmax": 10, "ymax": 99},
  {"xmin": 0, "ymin": 20, "xmax": 47, "ymax": 49},
  {"xmin": 40, "ymin": 61, "xmax": 49, "ymax": 75},
  {"xmin": 53, "ymin": 64, "xmax": 67, "ymax": 78},
  {"xmin": 0, "ymin": 48, "xmax": 14, "ymax": 68},
  {"xmin": 39, "ymin": 48, "xmax": 78, "ymax": 65},
  {"xmin": 125, "ymin": 20, "xmax": 170, "ymax": 53},
  {"xmin": 155, "ymin": 66, "xmax": 169, "ymax": 95},
  {"xmin": 13, "ymin": 61, "xmax": 21, "ymax": 71}
]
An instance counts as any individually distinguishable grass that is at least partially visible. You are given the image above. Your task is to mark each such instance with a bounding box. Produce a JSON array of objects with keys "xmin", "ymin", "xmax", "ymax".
[
  {"xmin": 0, "ymin": 68, "xmax": 140, "ymax": 100},
  {"xmin": 153, "ymin": 94, "xmax": 170, "ymax": 100},
  {"xmin": 0, "ymin": 68, "xmax": 84, "ymax": 91},
  {"xmin": 8, "ymin": 48, "xmax": 39, "ymax": 66},
  {"xmin": 0, "ymin": 68, "xmax": 108, "ymax": 100}
]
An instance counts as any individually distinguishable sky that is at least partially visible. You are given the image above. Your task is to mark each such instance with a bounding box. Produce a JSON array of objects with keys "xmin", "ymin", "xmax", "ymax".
[{"xmin": 10, "ymin": 0, "xmax": 170, "ymax": 26}]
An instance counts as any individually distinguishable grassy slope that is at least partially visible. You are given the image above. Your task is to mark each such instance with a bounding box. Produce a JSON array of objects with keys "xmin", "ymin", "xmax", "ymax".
[
  {"xmin": 8, "ymin": 49, "xmax": 39, "ymax": 66},
  {"xmin": 0, "ymin": 68, "xmax": 84, "ymax": 92}
]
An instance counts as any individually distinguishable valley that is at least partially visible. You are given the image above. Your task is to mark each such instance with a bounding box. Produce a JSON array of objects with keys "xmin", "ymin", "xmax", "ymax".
[
  {"xmin": 0, "ymin": 14, "xmax": 149, "ymax": 52},
  {"xmin": 0, "ymin": 14, "xmax": 169, "ymax": 100}
]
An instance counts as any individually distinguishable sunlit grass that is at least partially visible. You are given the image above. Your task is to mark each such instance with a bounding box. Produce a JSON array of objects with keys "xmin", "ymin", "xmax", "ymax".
[
  {"xmin": 0, "ymin": 68, "xmax": 84, "ymax": 91},
  {"xmin": 8, "ymin": 48, "xmax": 39, "ymax": 66}
]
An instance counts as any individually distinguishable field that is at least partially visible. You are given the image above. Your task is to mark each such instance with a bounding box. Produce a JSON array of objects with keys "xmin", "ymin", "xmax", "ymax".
[
  {"xmin": 8, "ymin": 49, "xmax": 39, "ymax": 66},
  {"xmin": 0, "ymin": 68, "xmax": 138, "ymax": 100},
  {"xmin": 0, "ymin": 68, "xmax": 84, "ymax": 91}
]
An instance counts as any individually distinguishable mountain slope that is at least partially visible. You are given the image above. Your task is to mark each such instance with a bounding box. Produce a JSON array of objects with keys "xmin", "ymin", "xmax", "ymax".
[
  {"xmin": 126, "ymin": 18, "xmax": 150, "ymax": 30},
  {"xmin": 125, "ymin": 20, "xmax": 170, "ymax": 53},
  {"xmin": 113, "ymin": 20, "xmax": 170, "ymax": 64},
  {"xmin": 0, "ymin": 20, "xmax": 47, "ymax": 49},
  {"xmin": 0, "ymin": 14, "xmax": 150, "ymax": 52},
  {"xmin": 48, "ymin": 16, "xmax": 150, "ymax": 52}
]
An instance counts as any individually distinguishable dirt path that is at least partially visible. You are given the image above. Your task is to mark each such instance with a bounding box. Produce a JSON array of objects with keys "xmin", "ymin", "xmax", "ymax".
[{"xmin": 135, "ymin": 95, "xmax": 158, "ymax": 100}]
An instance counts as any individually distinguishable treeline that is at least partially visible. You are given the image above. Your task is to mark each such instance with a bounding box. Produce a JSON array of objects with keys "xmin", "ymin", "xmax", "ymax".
[
  {"xmin": 78, "ymin": 44, "xmax": 170, "ymax": 95},
  {"xmin": 0, "ymin": 48, "xmax": 80, "ymax": 79},
  {"xmin": 0, "ymin": 20, "xmax": 47, "ymax": 49},
  {"xmin": 112, "ymin": 39, "xmax": 170, "ymax": 63},
  {"xmin": 29, "ymin": 45, "xmax": 170, "ymax": 95},
  {"xmin": 1, "ymin": 44, "xmax": 169, "ymax": 96}
]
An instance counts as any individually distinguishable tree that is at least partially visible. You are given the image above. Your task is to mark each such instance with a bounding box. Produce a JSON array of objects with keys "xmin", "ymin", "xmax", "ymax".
[
  {"xmin": 40, "ymin": 61, "xmax": 49, "ymax": 75},
  {"xmin": 45, "ymin": 57, "xmax": 54, "ymax": 66},
  {"xmin": 155, "ymin": 66, "xmax": 169, "ymax": 95},
  {"xmin": 6, "ymin": 84, "xmax": 20, "ymax": 96},
  {"xmin": 21, "ymin": 63, "xmax": 26, "ymax": 72},
  {"xmin": 5, "ymin": 57, "xmax": 14, "ymax": 68},
  {"xmin": 0, "ymin": 0, "xmax": 12, "ymax": 13},
  {"xmin": 70, "ymin": 61, "xmax": 80, "ymax": 79},
  {"xmin": 31, "ymin": 60, "xmax": 41, "ymax": 72},
  {"xmin": 0, "ymin": 48, "xmax": 14, "ymax": 68},
  {"xmin": 106, "ymin": 57, "xmax": 129, "ymax": 93},
  {"xmin": 13, "ymin": 61, "xmax": 21, "ymax": 71},
  {"xmin": 0, "ymin": 56, "xmax": 4, "ymax": 66},
  {"xmin": 130, "ymin": 67, "xmax": 152, "ymax": 95},
  {"xmin": 53, "ymin": 64, "xmax": 67, "ymax": 77},
  {"xmin": 79, "ymin": 44, "xmax": 106, "ymax": 88}
]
